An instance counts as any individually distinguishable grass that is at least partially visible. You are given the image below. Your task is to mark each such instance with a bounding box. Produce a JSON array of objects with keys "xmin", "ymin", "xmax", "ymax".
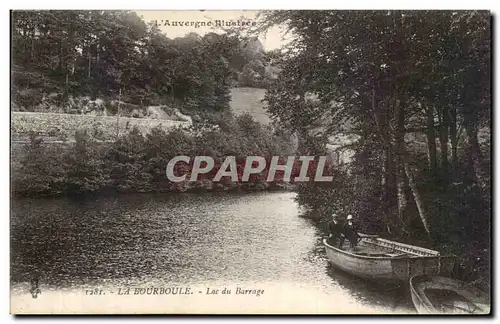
[
  {"xmin": 230, "ymin": 87, "xmax": 270, "ymax": 124},
  {"xmin": 11, "ymin": 87, "xmax": 271, "ymax": 142},
  {"xmin": 11, "ymin": 112, "xmax": 190, "ymax": 142}
]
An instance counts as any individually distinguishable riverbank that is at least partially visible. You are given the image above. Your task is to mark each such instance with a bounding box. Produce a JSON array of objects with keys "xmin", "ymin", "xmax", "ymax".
[
  {"xmin": 300, "ymin": 210, "xmax": 490, "ymax": 294},
  {"xmin": 11, "ymin": 110, "xmax": 300, "ymax": 197},
  {"xmin": 11, "ymin": 179, "xmax": 297, "ymax": 199}
]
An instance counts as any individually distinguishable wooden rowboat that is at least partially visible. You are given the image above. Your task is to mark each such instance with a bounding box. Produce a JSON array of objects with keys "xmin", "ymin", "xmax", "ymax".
[
  {"xmin": 323, "ymin": 234, "xmax": 455, "ymax": 282},
  {"xmin": 410, "ymin": 275, "xmax": 490, "ymax": 314}
]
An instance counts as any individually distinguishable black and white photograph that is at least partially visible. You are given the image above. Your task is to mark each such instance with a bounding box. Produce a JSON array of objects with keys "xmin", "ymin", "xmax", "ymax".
[{"xmin": 9, "ymin": 9, "xmax": 491, "ymax": 314}]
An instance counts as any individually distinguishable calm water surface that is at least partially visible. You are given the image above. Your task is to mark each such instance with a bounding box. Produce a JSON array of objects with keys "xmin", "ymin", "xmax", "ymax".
[{"xmin": 11, "ymin": 192, "xmax": 415, "ymax": 313}]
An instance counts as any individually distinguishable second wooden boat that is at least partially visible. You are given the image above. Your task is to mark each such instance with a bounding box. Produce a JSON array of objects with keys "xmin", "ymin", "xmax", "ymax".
[
  {"xmin": 323, "ymin": 234, "xmax": 455, "ymax": 282},
  {"xmin": 410, "ymin": 275, "xmax": 490, "ymax": 314}
]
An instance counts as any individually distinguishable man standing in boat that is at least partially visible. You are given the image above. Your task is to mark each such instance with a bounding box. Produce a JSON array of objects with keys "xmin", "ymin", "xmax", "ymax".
[
  {"xmin": 344, "ymin": 214, "xmax": 361, "ymax": 247},
  {"xmin": 327, "ymin": 213, "xmax": 345, "ymax": 248},
  {"xmin": 346, "ymin": 214, "xmax": 356, "ymax": 231}
]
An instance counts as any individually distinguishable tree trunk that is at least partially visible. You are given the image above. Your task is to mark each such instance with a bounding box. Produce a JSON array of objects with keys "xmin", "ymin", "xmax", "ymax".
[
  {"xmin": 96, "ymin": 40, "xmax": 100, "ymax": 63},
  {"xmin": 381, "ymin": 148, "xmax": 395, "ymax": 234},
  {"xmin": 116, "ymin": 88, "xmax": 121, "ymax": 139},
  {"xmin": 394, "ymin": 99, "xmax": 408, "ymax": 227},
  {"xmin": 22, "ymin": 25, "xmax": 27, "ymax": 56},
  {"xmin": 439, "ymin": 105, "xmax": 450, "ymax": 181},
  {"xmin": 391, "ymin": 11, "xmax": 408, "ymax": 235},
  {"xmin": 465, "ymin": 120, "xmax": 488, "ymax": 190},
  {"xmin": 31, "ymin": 29, "xmax": 35, "ymax": 59},
  {"xmin": 296, "ymin": 90, "xmax": 310, "ymax": 154},
  {"xmin": 450, "ymin": 106, "xmax": 458, "ymax": 177},
  {"xmin": 87, "ymin": 43, "xmax": 91, "ymax": 79},
  {"xmin": 375, "ymin": 94, "xmax": 397, "ymax": 234},
  {"xmin": 404, "ymin": 162, "xmax": 431, "ymax": 237},
  {"xmin": 59, "ymin": 42, "xmax": 63, "ymax": 70},
  {"xmin": 426, "ymin": 105, "xmax": 437, "ymax": 172}
]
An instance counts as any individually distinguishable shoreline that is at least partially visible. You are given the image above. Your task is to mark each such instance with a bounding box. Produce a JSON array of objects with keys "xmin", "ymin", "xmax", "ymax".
[
  {"xmin": 11, "ymin": 184, "xmax": 298, "ymax": 200},
  {"xmin": 301, "ymin": 212, "xmax": 491, "ymax": 294}
]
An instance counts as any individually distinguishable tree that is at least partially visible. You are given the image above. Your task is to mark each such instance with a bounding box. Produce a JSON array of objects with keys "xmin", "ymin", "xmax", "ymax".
[
  {"xmin": 64, "ymin": 130, "xmax": 109, "ymax": 194},
  {"xmin": 259, "ymin": 10, "xmax": 490, "ymax": 240},
  {"xmin": 11, "ymin": 10, "xmax": 246, "ymax": 114}
]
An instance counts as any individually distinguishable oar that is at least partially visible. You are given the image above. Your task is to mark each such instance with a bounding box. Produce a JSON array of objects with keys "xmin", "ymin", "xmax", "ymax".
[{"xmin": 358, "ymin": 233, "xmax": 379, "ymax": 238}]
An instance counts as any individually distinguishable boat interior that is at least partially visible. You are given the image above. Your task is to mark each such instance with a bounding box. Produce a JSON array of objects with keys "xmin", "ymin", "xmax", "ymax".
[
  {"xmin": 424, "ymin": 288, "xmax": 489, "ymax": 314},
  {"xmin": 412, "ymin": 276, "xmax": 490, "ymax": 314},
  {"xmin": 336, "ymin": 235, "xmax": 440, "ymax": 258}
]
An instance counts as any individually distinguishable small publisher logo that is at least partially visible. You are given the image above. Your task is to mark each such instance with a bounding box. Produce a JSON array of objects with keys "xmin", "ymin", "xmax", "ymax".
[
  {"xmin": 151, "ymin": 19, "xmax": 256, "ymax": 29},
  {"xmin": 30, "ymin": 277, "xmax": 41, "ymax": 299}
]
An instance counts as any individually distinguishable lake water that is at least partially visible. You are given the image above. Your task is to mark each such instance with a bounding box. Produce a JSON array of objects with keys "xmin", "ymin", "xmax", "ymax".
[{"xmin": 10, "ymin": 192, "xmax": 415, "ymax": 314}]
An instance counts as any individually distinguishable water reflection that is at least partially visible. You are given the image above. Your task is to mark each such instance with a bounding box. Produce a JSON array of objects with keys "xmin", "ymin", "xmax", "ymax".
[{"xmin": 11, "ymin": 192, "xmax": 414, "ymax": 313}]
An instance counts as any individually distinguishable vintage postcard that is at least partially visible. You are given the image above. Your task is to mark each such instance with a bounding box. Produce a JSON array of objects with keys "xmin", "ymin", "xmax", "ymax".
[{"xmin": 10, "ymin": 9, "xmax": 491, "ymax": 314}]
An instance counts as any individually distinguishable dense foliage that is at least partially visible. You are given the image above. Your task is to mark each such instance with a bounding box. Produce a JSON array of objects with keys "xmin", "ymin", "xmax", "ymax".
[
  {"xmin": 260, "ymin": 10, "xmax": 491, "ymax": 288},
  {"xmin": 12, "ymin": 113, "xmax": 295, "ymax": 196},
  {"xmin": 11, "ymin": 10, "xmax": 276, "ymax": 114}
]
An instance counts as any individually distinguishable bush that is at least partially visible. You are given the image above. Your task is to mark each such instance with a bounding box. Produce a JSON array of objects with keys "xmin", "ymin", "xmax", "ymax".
[{"xmin": 12, "ymin": 114, "xmax": 294, "ymax": 196}]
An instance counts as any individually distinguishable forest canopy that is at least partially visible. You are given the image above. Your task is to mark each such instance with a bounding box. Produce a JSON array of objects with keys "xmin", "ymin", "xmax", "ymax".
[
  {"xmin": 259, "ymin": 11, "xmax": 490, "ymax": 284},
  {"xmin": 11, "ymin": 10, "xmax": 276, "ymax": 113}
]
